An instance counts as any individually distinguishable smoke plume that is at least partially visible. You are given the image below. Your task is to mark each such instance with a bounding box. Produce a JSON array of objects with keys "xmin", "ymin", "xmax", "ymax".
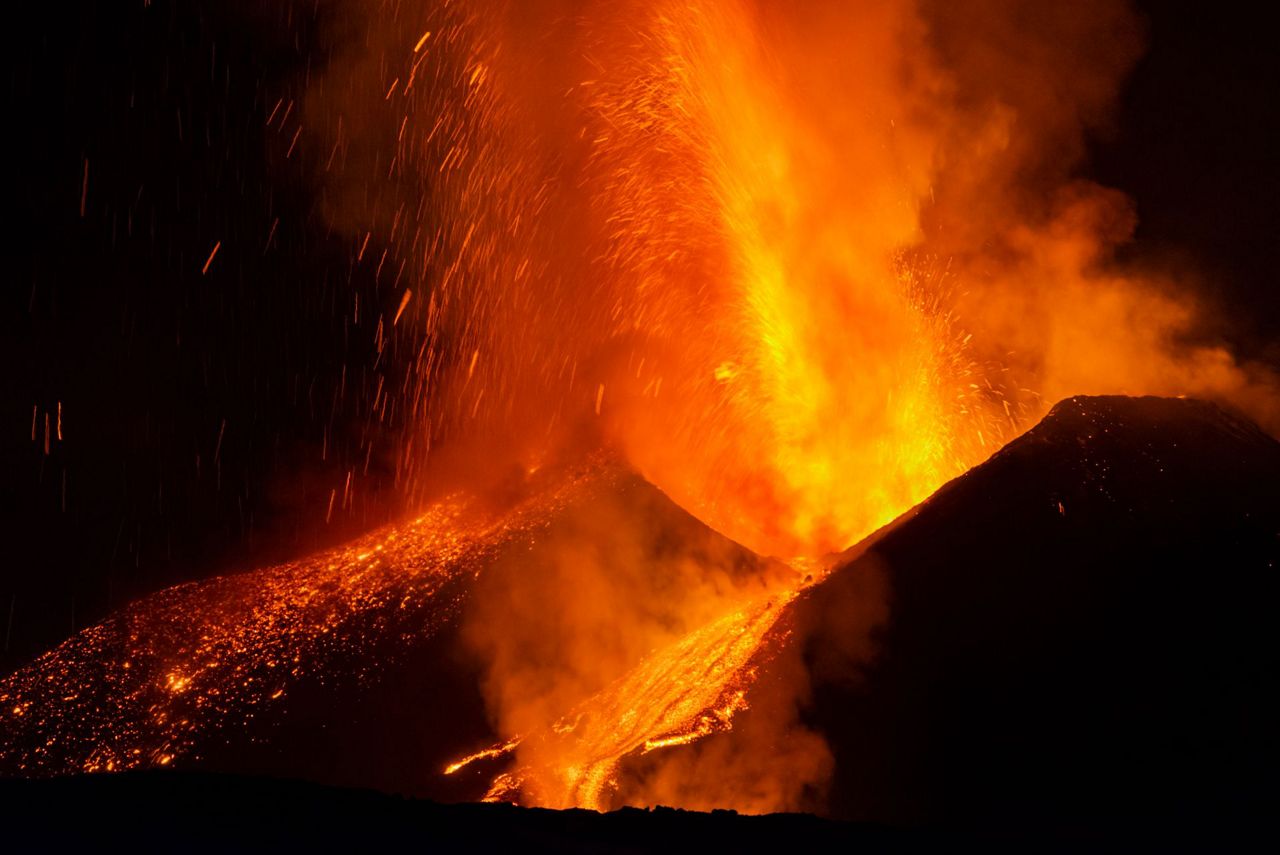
[{"xmin": 294, "ymin": 0, "xmax": 1279, "ymax": 812}]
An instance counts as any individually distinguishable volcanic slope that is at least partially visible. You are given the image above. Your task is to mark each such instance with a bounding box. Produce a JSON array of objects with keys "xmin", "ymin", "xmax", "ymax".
[
  {"xmin": 623, "ymin": 395, "xmax": 1279, "ymax": 827},
  {"xmin": 0, "ymin": 456, "xmax": 791, "ymax": 801}
]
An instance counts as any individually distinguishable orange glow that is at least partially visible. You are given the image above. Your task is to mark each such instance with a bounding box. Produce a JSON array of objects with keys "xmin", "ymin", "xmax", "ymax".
[
  {"xmin": 382, "ymin": 0, "xmax": 1272, "ymax": 812},
  {"xmin": 6, "ymin": 0, "xmax": 1278, "ymax": 823},
  {"xmin": 579, "ymin": 1, "xmax": 1001, "ymax": 556},
  {"xmin": 468, "ymin": 590, "xmax": 799, "ymax": 811}
]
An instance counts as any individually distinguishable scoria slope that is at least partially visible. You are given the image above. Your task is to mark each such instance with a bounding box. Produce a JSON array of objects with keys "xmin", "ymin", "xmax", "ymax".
[{"xmin": 0, "ymin": 456, "xmax": 790, "ymax": 803}]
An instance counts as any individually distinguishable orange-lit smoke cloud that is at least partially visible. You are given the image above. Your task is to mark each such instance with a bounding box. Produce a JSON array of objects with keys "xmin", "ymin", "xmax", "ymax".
[
  {"xmin": 303, "ymin": 0, "xmax": 1275, "ymax": 558},
  {"xmin": 459, "ymin": 474, "xmax": 798, "ymax": 808},
  {"xmin": 298, "ymin": 0, "xmax": 1280, "ymax": 813}
]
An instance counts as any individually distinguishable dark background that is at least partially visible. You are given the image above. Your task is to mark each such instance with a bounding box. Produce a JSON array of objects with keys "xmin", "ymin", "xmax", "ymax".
[{"xmin": 3, "ymin": 0, "xmax": 1278, "ymax": 672}]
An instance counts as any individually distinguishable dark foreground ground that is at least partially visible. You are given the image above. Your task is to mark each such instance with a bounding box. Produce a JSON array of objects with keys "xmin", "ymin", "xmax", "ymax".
[{"xmin": 0, "ymin": 770, "xmax": 1265, "ymax": 853}]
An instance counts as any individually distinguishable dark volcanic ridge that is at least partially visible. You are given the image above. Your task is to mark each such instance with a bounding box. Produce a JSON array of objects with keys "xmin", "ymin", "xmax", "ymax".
[{"xmin": 655, "ymin": 395, "xmax": 1278, "ymax": 826}]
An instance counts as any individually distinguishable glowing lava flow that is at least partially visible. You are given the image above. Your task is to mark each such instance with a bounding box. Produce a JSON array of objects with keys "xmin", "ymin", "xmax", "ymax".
[
  {"xmin": 0, "ymin": 463, "xmax": 607, "ymax": 776},
  {"xmin": 447, "ymin": 587, "xmax": 802, "ymax": 810}
]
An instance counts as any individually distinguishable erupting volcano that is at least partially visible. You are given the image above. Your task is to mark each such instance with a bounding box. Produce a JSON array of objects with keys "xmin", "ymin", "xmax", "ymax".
[{"xmin": 5, "ymin": 0, "xmax": 1278, "ymax": 846}]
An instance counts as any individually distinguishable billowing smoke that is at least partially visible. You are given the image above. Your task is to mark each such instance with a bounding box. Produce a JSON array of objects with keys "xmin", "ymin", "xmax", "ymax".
[
  {"xmin": 914, "ymin": 0, "xmax": 1280, "ymax": 432},
  {"xmin": 459, "ymin": 472, "xmax": 800, "ymax": 808}
]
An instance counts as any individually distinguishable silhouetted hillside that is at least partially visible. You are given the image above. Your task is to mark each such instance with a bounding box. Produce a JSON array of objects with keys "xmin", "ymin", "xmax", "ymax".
[{"xmin": 789, "ymin": 396, "xmax": 1279, "ymax": 828}]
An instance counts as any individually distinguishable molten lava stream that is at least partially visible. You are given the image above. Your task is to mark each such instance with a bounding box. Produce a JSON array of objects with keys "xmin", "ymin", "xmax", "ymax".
[{"xmin": 448, "ymin": 587, "xmax": 801, "ymax": 810}]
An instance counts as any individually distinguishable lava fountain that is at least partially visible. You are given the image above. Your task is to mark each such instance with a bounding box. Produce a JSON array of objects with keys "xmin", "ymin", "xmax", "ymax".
[{"xmin": 296, "ymin": 0, "xmax": 1274, "ymax": 811}]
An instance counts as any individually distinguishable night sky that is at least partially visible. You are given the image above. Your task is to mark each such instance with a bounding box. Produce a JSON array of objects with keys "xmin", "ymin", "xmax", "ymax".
[{"xmin": 4, "ymin": 0, "xmax": 1278, "ymax": 671}]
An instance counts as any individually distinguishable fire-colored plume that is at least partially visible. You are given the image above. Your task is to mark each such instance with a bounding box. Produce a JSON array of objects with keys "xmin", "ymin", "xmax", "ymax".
[{"xmin": 295, "ymin": 0, "xmax": 1277, "ymax": 813}]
